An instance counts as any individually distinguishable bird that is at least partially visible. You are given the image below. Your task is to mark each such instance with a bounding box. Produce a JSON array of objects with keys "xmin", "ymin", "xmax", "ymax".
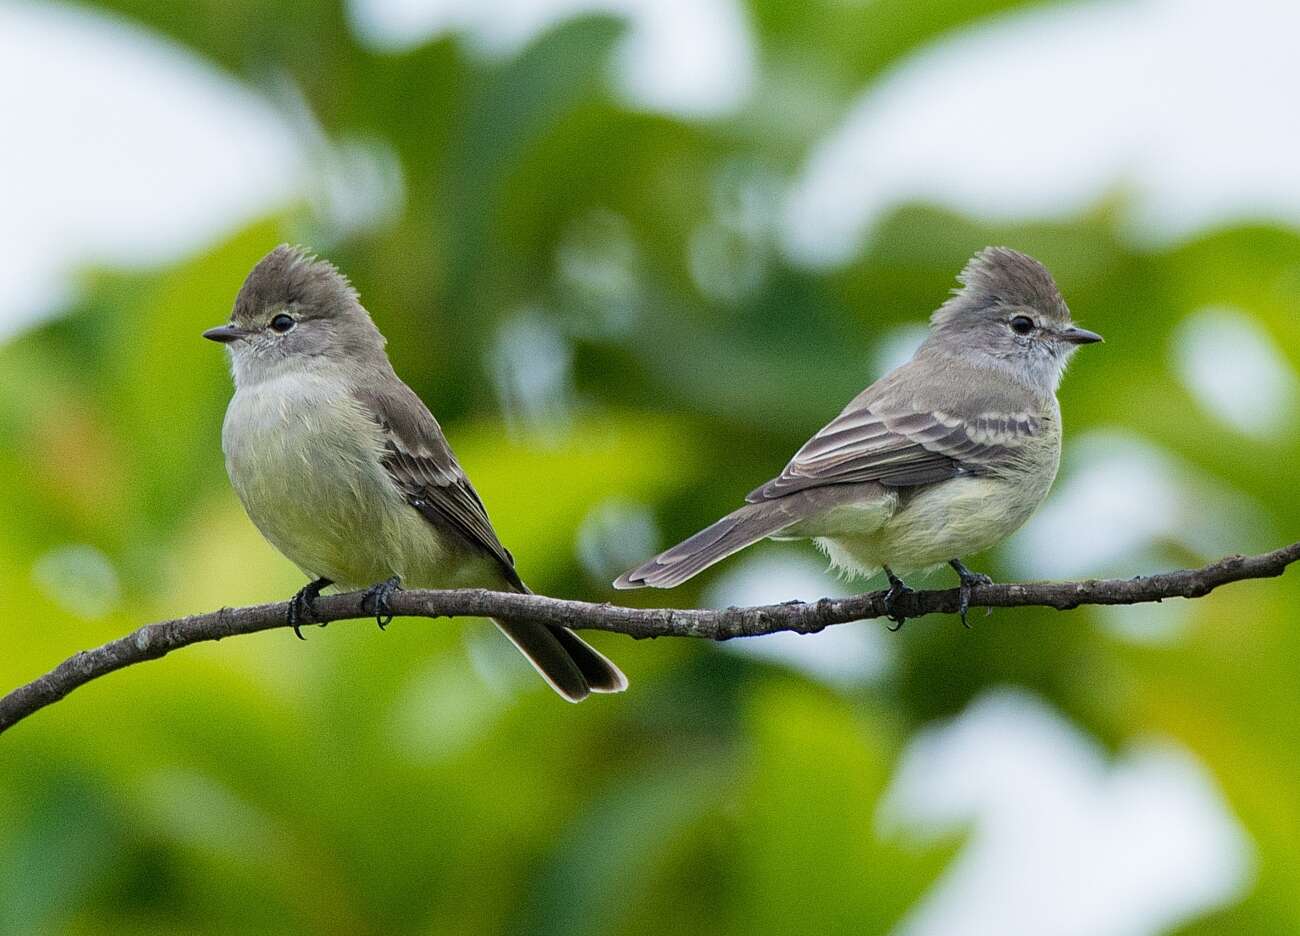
[
  {"xmin": 205, "ymin": 245, "xmax": 626, "ymax": 701},
  {"xmin": 614, "ymin": 247, "xmax": 1102, "ymax": 627}
]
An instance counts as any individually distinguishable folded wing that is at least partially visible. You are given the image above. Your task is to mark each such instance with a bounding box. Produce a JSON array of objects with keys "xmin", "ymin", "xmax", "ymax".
[
  {"xmin": 355, "ymin": 382, "xmax": 626, "ymax": 700},
  {"xmin": 617, "ymin": 374, "xmax": 1047, "ymax": 590},
  {"xmin": 747, "ymin": 405, "xmax": 1042, "ymax": 501}
]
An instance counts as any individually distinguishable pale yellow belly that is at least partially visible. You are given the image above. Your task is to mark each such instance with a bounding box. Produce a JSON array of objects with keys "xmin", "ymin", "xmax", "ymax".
[
  {"xmin": 222, "ymin": 376, "xmax": 497, "ymax": 591},
  {"xmin": 812, "ymin": 474, "xmax": 1049, "ymax": 579}
]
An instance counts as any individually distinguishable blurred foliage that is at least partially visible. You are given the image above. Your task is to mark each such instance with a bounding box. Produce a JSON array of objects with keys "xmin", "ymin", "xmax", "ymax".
[{"xmin": 2, "ymin": 1, "xmax": 1299, "ymax": 934}]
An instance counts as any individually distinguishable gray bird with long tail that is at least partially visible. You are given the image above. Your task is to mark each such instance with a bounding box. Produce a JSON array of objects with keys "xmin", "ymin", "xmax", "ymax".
[
  {"xmin": 615, "ymin": 247, "xmax": 1102, "ymax": 626},
  {"xmin": 206, "ymin": 245, "xmax": 626, "ymax": 701}
]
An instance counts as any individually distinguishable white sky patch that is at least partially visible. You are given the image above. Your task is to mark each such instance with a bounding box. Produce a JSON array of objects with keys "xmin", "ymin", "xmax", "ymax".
[
  {"xmin": 271, "ymin": 77, "xmax": 408, "ymax": 239},
  {"xmin": 556, "ymin": 208, "xmax": 642, "ymax": 337},
  {"xmin": 870, "ymin": 322, "xmax": 929, "ymax": 379},
  {"xmin": 347, "ymin": 0, "xmax": 756, "ymax": 118},
  {"xmin": 880, "ymin": 690, "xmax": 1253, "ymax": 936},
  {"xmin": 488, "ymin": 306, "xmax": 576, "ymax": 440},
  {"xmin": 575, "ymin": 498, "xmax": 660, "ymax": 585},
  {"xmin": 1172, "ymin": 307, "xmax": 1299, "ymax": 440},
  {"xmin": 706, "ymin": 550, "xmax": 894, "ymax": 688},
  {"xmin": 1009, "ymin": 430, "xmax": 1273, "ymax": 582},
  {"xmin": 31, "ymin": 544, "xmax": 121, "ymax": 620},
  {"xmin": 782, "ymin": 0, "xmax": 1300, "ymax": 267},
  {"xmin": 1096, "ymin": 599, "xmax": 1199, "ymax": 646},
  {"xmin": 0, "ymin": 1, "xmax": 305, "ymax": 338}
]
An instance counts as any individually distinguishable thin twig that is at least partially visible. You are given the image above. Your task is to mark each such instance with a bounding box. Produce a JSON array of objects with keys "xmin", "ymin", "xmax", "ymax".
[{"xmin": 3, "ymin": 542, "xmax": 1297, "ymax": 735}]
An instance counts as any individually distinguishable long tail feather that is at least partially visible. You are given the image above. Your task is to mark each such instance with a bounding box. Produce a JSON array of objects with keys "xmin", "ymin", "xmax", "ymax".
[
  {"xmin": 613, "ymin": 502, "xmax": 796, "ymax": 589},
  {"xmin": 493, "ymin": 618, "xmax": 628, "ymax": 702},
  {"xmin": 552, "ymin": 627, "xmax": 628, "ymax": 693}
]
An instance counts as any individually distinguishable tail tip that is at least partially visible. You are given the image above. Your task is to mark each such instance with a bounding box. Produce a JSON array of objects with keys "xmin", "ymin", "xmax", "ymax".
[
  {"xmin": 612, "ymin": 570, "xmax": 644, "ymax": 590},
  {"xmin": 590, "ymin": 668, "xmax": 630, "ymax": 694},
  {"xmin": 556, "ymin": 685, "xmax": 589, "ymax": 703}
]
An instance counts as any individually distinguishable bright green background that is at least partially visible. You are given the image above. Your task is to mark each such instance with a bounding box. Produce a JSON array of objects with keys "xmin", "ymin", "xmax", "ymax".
[{"xmin": 2, "ymin": 2, "xmax": 1298, "ymax": 934}]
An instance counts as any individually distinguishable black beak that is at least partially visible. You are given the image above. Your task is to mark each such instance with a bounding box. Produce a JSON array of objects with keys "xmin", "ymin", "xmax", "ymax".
[
  {"xmin": 203, "ymin": 324, "xmax": 249, "ymax": 344},
  {"xmin": 1060, "ymin": 325, "xmax": 1103, "ymax": 345}
]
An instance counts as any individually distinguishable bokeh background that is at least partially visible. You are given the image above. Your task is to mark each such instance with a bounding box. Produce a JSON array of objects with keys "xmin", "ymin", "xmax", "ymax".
[{"xmin": 2, "ymin": 0, "xmax": 1298, "ymax": 933}]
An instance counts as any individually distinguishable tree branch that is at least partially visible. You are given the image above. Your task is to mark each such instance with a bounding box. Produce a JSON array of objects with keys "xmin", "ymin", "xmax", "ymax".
[{"xmin": 3, "ymin": 542, "xmax": 1297, "ymax": 735}]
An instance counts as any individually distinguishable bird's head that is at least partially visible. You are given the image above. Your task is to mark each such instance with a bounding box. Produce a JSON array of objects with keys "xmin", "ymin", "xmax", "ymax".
[
  {"xmin": 204, "ymin": 244, "xmax": 387, "ymax": 387},
  {"xmin": 925, "ymin": 246, "xmax": 1101, "ymax": 394}
]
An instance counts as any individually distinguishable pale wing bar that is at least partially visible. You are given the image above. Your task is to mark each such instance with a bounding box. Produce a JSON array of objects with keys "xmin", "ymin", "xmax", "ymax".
[{"xmin": 747, "ymin": 407, "xmax": 1040, "ymax": 501}]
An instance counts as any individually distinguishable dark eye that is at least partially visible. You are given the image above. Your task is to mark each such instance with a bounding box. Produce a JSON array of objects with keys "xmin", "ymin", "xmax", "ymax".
[
  {"xmin": 1009, "ymin": 315, "xmax": 1034, "ymax": 335},
  {"xmin": 269, "ymin": 313, "xmax": 295, "ymax": 333}
]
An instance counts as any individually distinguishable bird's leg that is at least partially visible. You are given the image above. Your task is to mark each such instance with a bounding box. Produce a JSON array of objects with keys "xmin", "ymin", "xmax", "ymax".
[
  {"xmin": 949, "ymin": 558, "xmax": 993, "ymax": 629},
  {"xmin": 288, "ymin": 577, "xmax": 332, "ymax": 640},
  {"xmin": 881, "ymin": 566, "xmax": 914, "ymax": 632},
  {"xmin": 362, "ymin": 576, "xmax": 403, "ymax": 630}
]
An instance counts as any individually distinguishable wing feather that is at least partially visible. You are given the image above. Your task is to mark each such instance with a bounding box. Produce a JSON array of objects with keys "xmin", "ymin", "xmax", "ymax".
[
  {"xmin": 354, "ymin": 382, "xmax": 525, "ymax": 590},
  {"xmin": 747, "ymin": 403, "xmax": 1042, "ymax": 502}
]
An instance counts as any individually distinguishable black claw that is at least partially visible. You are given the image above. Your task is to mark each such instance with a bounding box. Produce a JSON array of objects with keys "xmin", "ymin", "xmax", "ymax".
[
  {"xmin": 949, "ymin": 559, "xmax": 993, "ymax": 628},
  {"xmin": 362, "ymin": 576, "xmax": 402, "ymax": 630},
  {"xmin": 882, "ymin": 566, "xmax": 914, "ymax": 632},
  {"xmin": 288, "ymin": 578, "xmax": 332, "ymax": 640}
]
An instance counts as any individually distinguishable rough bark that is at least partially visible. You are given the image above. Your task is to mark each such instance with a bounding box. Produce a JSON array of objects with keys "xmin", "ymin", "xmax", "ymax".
[{"xmin": 2, "ymin": 542, "xmax": 1296, "ymax": 734}]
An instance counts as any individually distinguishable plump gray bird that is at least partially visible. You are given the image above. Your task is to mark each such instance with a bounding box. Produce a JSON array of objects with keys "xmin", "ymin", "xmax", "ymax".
[
  {"xmin": 205, "ymin": 245, "xmax": 626, "ymax": 702},
  {"xmin": 615, "ymin": 247, "xmax": 1101, "ymax": 624}
]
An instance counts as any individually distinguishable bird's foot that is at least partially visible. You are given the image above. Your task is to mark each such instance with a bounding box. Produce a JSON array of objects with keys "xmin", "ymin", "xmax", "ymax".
[
  {"xmin": 362, "ymin": 576, "xmax": 402, "ymax": 630},
  {"xmin": 288, "ymin": 578, "xmax": 332, "ymax": 640},
  {"xmin": 949, "ymin": 559, "xmax": 993, "ymax": 629},
  {"xmin": 882, "ymin": 566, "xmax": 914, "ymax": 632}
]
